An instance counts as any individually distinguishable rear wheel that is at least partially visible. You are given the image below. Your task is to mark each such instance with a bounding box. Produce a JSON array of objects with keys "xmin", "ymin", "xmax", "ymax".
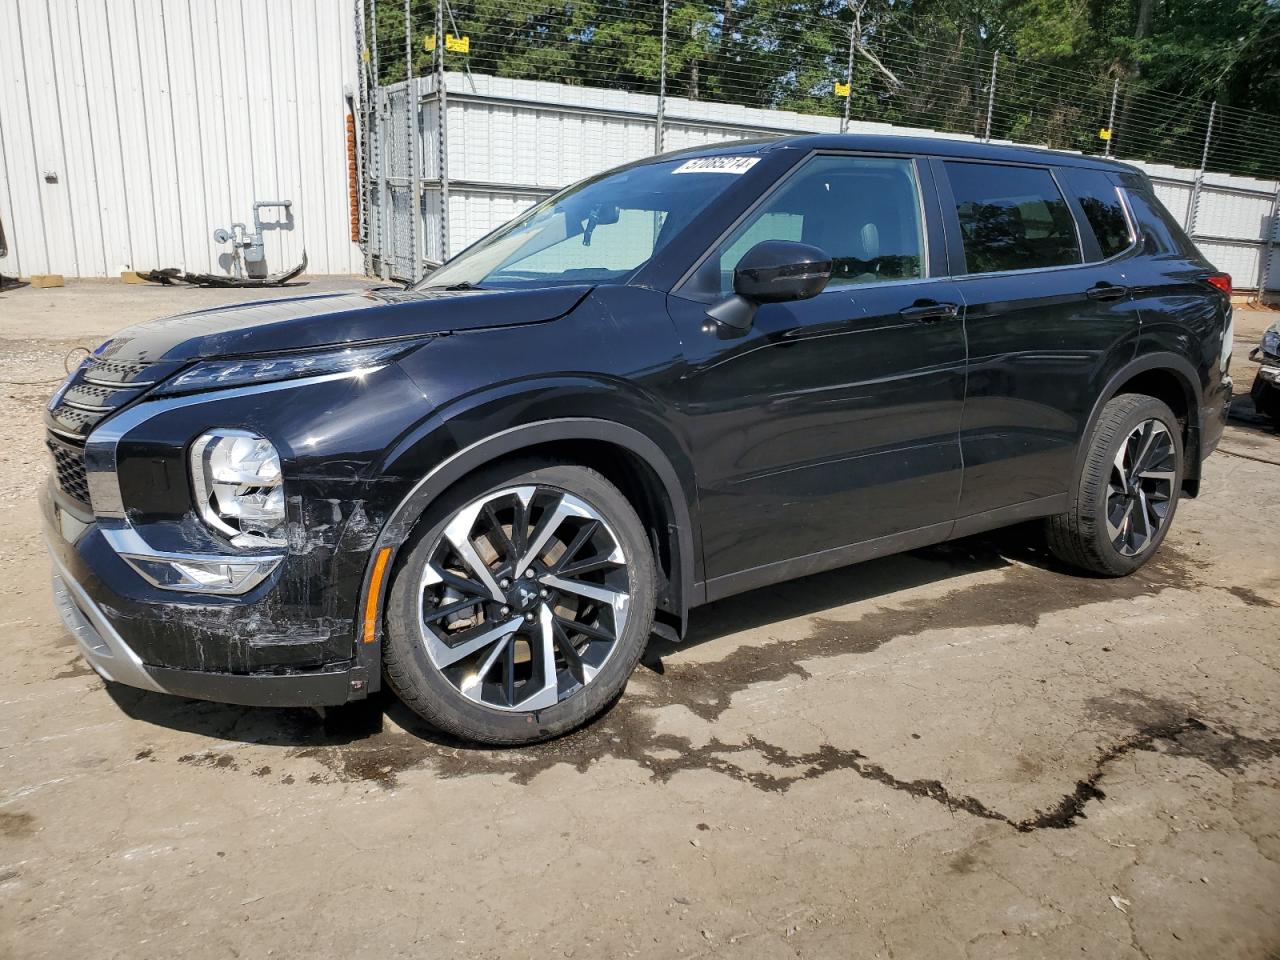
[
  {"xmin": 1046, "ymin": 394, "xmax": 1183, "ymax": 576},
  {"xmin": 383, "ymin": 460, "xmax": 655, "ymax": 745}
]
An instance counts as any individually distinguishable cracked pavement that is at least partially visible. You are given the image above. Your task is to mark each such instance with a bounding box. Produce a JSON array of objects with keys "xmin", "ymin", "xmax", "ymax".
[{"xmin": 1, "ymin": 282, "xmax": 1278, "ymax": 959}]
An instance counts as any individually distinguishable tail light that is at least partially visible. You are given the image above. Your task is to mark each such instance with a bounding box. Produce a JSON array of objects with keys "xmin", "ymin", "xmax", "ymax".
[{"xmin": 1209, "ymin": 273, "xmax": 1233, "ymax": 373}]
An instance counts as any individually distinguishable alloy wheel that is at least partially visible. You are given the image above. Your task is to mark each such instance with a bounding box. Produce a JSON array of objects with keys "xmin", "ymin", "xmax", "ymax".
[
  {"xmin": 416, "ymin": 485, "xmax": 631, "ymax": 712},
  {"xmin": 1105, "ymin": 418, "xmax": 1176, "ymax": 557}
]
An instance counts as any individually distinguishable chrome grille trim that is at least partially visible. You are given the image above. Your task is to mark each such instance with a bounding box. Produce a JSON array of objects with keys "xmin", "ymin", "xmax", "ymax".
[
  {"xmin": 46, "ymin": 357, "xmax": 183, "ymax": 449},
  {"xmin": 82, "ymin": 375, "xmax": 159, "ymax": 388},
  {"xmin": 45, "ymin": 356, "xmax": 178, "ymax": 506},
  {"xmin": 81, "ymin": 356, "xmax": 155, "ymax": 383},
  {"xmin": 58, "ymin": 399, "xmax": 115, "ymax": 413},
  {"xmin": 47, "ymin": 423, "xmax": 88, "ymax": 441}
]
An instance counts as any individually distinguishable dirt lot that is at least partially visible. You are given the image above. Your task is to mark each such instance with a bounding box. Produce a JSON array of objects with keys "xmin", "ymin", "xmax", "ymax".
[{"xmin": 1, "ymin": 279, "xmax": 1278, "ymax": 959}]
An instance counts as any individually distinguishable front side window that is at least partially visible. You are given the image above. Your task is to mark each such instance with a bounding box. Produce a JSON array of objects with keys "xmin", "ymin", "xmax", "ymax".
[
  {"xmin": 689, "ymin": 155, "xmax": 926, "ymax": 298},
  {"xmin": 418, "ymin": 158, "xmax": 749, "ymax": 290},
  {"xmin": 945, "ymin": 162, "xmax": 1081, "ymax": 273},
  {"xmin": 1069, "ymin": 170, "xmax": 1134, "ymax": 260}
]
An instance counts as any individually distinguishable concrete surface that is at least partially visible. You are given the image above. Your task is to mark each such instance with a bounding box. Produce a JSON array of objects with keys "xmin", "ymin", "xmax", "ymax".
[{"xmin": 1, "ymin": 280, "xmax": 1278, "ymax": 959}]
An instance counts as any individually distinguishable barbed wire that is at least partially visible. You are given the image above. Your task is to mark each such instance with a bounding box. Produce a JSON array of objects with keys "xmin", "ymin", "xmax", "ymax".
[{"xmin": 363, "ymin": 0, "xmax": 1280, "ymax": 181}]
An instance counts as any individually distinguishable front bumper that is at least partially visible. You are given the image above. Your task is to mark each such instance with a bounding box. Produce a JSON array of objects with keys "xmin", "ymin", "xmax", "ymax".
[{"xmin": 43, "ymin": 490, "xmax": 368, "ymax": 708}]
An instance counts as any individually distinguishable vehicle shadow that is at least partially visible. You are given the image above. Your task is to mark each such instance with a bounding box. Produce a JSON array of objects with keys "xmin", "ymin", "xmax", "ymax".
[
  {"xmin": 105, "ymin": 524, "xmax": 1069, "ymax": 750},
  {"xmin": 1227, "ymin": 375, "xmax": 1278, "ymax": 436}
]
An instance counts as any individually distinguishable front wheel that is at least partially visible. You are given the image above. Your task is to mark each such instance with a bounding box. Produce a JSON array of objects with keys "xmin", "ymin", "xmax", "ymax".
[
  {"xmin": 1046, "ymin": 394, "xmax": 1184, "ymax": 576},
  {"xmin": 383, "ymin": 460, "xmax": 656, "ymax": 745}
]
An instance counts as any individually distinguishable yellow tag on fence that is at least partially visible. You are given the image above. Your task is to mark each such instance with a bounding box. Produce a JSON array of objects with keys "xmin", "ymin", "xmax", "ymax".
[
  {"xmin": 834, "ymin": 81, "xmax": 851, "ymax": 97},
  {"xmin": 1099, "ymin": 127, "xmax": 1112, "ymax": 141},
  {"xmin": 424, "ymin": 34, "xmax": 469, "ymax": 54}
]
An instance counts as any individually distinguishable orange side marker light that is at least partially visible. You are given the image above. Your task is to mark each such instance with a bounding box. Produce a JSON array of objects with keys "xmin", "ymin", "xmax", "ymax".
[{"xmin": 363, "ymin": 547, "xmax": 393, "ymax": 643}]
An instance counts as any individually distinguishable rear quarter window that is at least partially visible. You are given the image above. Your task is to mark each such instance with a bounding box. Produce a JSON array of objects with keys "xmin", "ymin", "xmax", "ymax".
[
  {"xmin": 944, "ymin": 161, "xmax": 1082, "ymax": 273},
  {"xmin": 1124, "ymin": 187, "xmax": 1199, "ymax": 258},
  {"xmin": 1066, "ymin": 170, "xmax": 1135, "ymax": 260}
]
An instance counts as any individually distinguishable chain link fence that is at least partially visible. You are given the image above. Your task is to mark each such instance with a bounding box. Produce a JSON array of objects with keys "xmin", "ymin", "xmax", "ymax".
[{"xmin": 355, "ymin": 0, "xmax": 1280, "ymax": 293}]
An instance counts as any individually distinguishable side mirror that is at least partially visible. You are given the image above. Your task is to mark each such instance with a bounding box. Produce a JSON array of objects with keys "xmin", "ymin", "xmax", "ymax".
[{"xmin": 705, "ymin": 240, "xmax": 833, "ymax": 333}]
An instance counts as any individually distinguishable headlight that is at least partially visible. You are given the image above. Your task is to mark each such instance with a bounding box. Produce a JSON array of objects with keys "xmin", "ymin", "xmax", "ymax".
[
  {"xmin": 154, "ymin": 341, "xmax": 418, "ymax": 396},
  {"xmin": 1264, "ymin": 327, "xmax": 1280, "ymax": 358},
  {"xmin": 190, "ymin": 430, "xmax": 286, "ymax": 547}
]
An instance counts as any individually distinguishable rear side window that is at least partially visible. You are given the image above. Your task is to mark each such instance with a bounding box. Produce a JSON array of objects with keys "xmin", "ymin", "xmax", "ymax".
[
  {"xmin": 1068, "ymin": 170, "xmax": 1134, "ymax": 259},
  {"xmin": 945, "ymin": 162, "xmax": 1081, "ymax": 273}
]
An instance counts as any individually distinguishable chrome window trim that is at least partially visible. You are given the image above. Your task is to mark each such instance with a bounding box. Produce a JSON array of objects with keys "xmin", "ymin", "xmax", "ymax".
[
  {"xmin": 1105, "ymin": 185, "xmax": 1141, "ymax": 261},
  {"xmin": 941, "ymin": 157, "xmax": 1089, "ymax": 277},
  {"xmin": 943, "ymin": 171, "xmax": 1141, "ymax": 282}
]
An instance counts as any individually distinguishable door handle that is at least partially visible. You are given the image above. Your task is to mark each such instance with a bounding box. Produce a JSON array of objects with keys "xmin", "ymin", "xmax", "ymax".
[
  {"xmin": 1086, "ymin": 282, "xmax": 1128, "ymax": 302},
  {"xmin": 899, "ymin": 301, "xmax": 959, "ymax": 322}
]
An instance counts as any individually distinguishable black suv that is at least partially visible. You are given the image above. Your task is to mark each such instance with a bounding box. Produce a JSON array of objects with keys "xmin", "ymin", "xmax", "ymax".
[{"xmin": 43, "ymin": 135, "xmax": 1233, "ymax": 744}]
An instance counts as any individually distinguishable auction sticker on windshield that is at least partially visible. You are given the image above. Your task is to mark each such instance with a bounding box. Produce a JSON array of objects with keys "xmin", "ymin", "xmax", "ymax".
[{"xmin": 673, "ymin": 157, "xmax": 760, "ymax": 175}]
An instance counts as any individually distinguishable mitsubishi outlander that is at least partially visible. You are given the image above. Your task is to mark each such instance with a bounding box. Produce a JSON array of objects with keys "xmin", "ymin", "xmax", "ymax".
[{"xmin": 43, "ymin": 135, "xmax": 1233, "ymax": 744}]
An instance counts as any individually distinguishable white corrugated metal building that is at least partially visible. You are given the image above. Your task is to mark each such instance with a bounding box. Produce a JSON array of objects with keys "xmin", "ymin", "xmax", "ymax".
[{"xmin": 0, "ymin": 0, "xmax": 362, "ymax": 279}]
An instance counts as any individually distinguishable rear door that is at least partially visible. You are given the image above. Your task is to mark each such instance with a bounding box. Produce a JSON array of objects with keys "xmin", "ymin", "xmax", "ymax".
[
  {"xmin": 935, "ymin": 159, "xmax": 1142, "ymax": 522},
  {"xmin": 666, "ymin": 152, "xmax": 967, "ymax": 589}
]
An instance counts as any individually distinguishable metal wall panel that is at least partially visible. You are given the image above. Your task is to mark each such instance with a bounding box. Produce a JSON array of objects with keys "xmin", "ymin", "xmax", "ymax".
[
  {"xmin": 1196, "ymin": 181, "xmax": 1275, "ymax": 240},
  {"xmin": 414, "ymin": 73, "xmax": 1279, "ymax": 293},
  {"xmin": 361, "ymin": 71, "xmax": 1277, "ymax": 292},
  {"xmin": 0, "ymin": 0, "xmax": 362, "ymax": 279},
  {"xmin": 1196, "ymin": 241, "xmax": 1257, "ymax": 285},
  {"xmin": 1149, "ymin": 178, "xmax": 1194, "ymax": 225}
]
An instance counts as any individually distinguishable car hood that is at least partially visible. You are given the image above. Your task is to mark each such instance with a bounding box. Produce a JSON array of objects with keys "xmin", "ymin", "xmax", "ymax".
[{"xmin": 92, "ymin": 285, "xmax": 594, "ymax": 364}]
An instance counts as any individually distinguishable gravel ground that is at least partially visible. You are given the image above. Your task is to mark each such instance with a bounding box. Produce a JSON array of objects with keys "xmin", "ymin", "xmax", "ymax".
[{"xmin": 1, "ymin": 278, "xmax": 1278, "ymax": 959}]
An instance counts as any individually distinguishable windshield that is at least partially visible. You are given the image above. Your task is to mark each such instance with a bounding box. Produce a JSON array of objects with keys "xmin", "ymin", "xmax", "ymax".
[{"xmin": 416, "ymin": 157, "xmax": 756, "ymax": 291}]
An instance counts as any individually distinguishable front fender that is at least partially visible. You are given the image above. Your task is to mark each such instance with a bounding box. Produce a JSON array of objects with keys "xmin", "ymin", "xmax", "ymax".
[
  {"xmin": 354, "ymin": 414, "xmax": 698, "ymax": 669},
  {"xmin": 351, "ymin": 287, "xmax": 698, "ymax": 676}
]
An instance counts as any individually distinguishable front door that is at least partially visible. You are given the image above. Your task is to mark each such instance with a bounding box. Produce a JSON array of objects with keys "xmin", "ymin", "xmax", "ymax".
[{"xmin": 665, "ymin": 153, "xmax": 968, "ymax": 591}]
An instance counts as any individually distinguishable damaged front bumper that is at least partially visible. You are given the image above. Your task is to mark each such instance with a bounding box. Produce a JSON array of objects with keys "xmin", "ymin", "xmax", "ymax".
[{"xmin": 42, "ymin": 484, "xmax": 369, "ymax": 707}]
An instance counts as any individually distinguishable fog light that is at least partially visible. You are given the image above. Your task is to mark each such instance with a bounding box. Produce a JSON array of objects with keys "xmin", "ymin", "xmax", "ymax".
[
  {"xmin": 190, "ymin": 430, "xmax": 286, "ymax": 547},
  {"xmin": 121, "ymin": 554, "xmax": 283, "ymax": 594}
]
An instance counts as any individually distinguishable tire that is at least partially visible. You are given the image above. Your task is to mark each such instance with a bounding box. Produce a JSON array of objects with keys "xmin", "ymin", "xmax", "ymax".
[
  {"xmin": 383, "ymin": 459, "xmax": 656, "ymax": 745},
  {"xmin": 1046, "ymin": 394, "xmax": 1184, "ymax": 577}
]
